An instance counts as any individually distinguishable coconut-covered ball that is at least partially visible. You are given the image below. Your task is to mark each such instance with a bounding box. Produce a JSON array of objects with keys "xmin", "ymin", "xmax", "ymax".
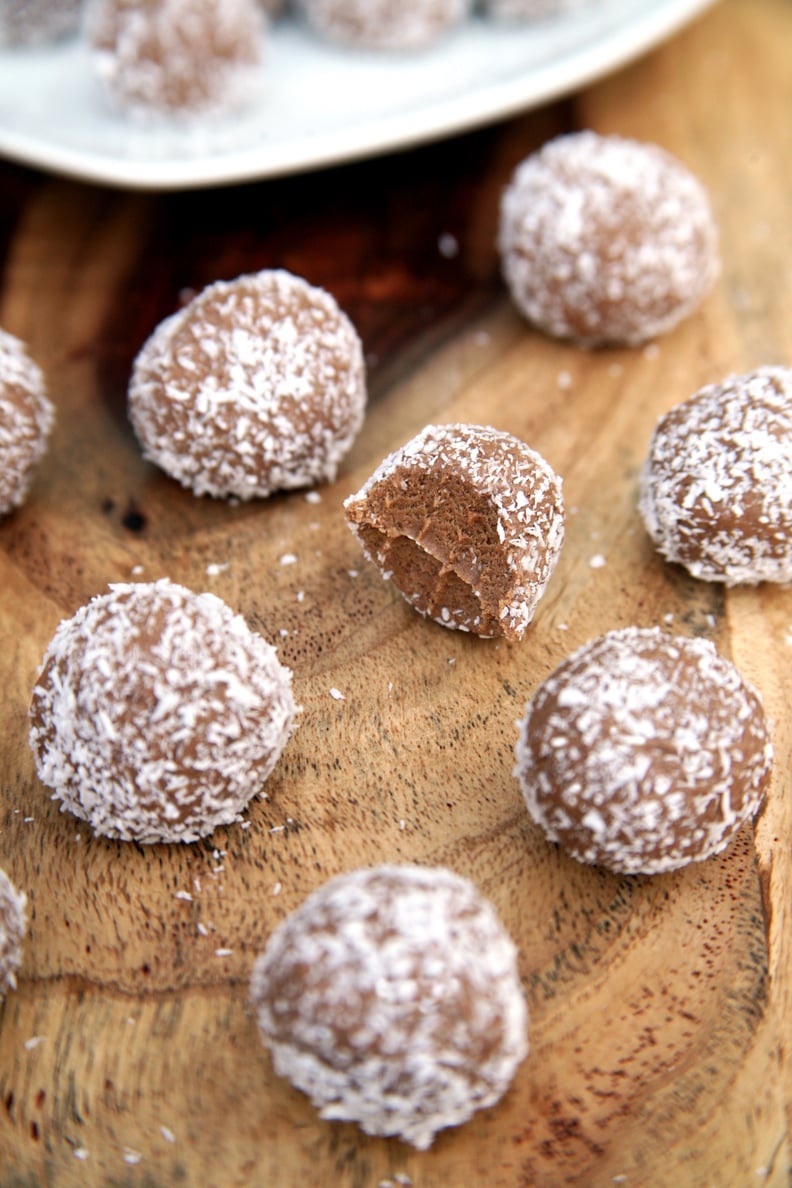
[
  {"xmin": 514, "ymin": 627, "xmax": 772, "ymax": 875},
  {"xmin": 0, "ymin": 0, "xmax": 82, "ymax": 45},
  {"xmin": 0, "ymin": 327, "xmax": 55, "ymax": 516},
  {"xmin": 297, "ymin": 0, "xmax": 471, "ymax": 50},
  {"xmin": 250, "ymin": 864, "xmax": 528, "ymax": 1149},
  {"xmin": 129, "ymin": 270, "xmax": 367, "ymax": 500},
  {"xmin": 0, "ymin": 868, "xmax": 26, "ymax": 997},
  {"xmin": 639, "ymin": 366, "xmax": 792, "ymax": 586},
  {"xmin": 482, "ymin": 0, "xmax": 596, "ymax": 19},
  {"xmin": 498, "ymin": 131, "xmax": 719, "ymax": 346},
  {"xmin": 84, "ymin": 0, "xmax": 266, "ymax": 119},
  {"xmin": 29, "ymin": 579, "xmax": 297, "ymax": 844},
  {"xmin": 344, "ymin": 423, "xmax": 564, "ymax": 640}
]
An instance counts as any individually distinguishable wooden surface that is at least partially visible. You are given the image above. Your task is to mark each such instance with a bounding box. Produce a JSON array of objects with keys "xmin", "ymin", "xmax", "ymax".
[{"xmin": 1, "ymin": 1, "xmax": 791, "ymax": 1184}]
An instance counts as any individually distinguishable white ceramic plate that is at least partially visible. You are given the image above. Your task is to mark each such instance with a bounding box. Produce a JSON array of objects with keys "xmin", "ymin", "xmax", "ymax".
[{"xmin": 0, "ymin": 0, "xmax": 716, "ymax": 190}]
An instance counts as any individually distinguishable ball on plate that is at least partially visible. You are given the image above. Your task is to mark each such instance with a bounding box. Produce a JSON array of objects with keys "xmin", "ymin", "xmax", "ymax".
[
  {"xmin": 85, "ymin": 0, "xmax": 266, "ymax": 119},
  {"xmin": 29, "ymin": 578, "xmax": 297, "ymax": 844},
  {"xmin": 0, "ymin": 867, "xmax": 26, "ymax": 997},
  {"xmin": 639, "ymin": 366, "xmax": 792, "ymax": 586},
  {"xmin": 344, "ymin": 422, "xmax": 564, "ymax": 640},
  {"xmin": 482, "ymin": 0, "xmax": 597, "ymax": 19},
  {"xmin": 129, "ymin": 269, "xmax": 367, "ymax": 500},
  {"xmin": 498, "ymin": 131, "xmax": 719, "ymax": 346},
  {"xmin": 514, "ymin": 627, "xmax": 773, "ymax": 875},
  {"xmin": 297, "ymin": 0, "xmax": 472, "ymax": 50},
  {"xmin": 250, "ymin": 864, "xmax": 528, "ymax": 1149},
  {"xmin": 0, "ymin": 327, "xmax": 55, "ymax": 517},
  {"xmin": 0, "ymin": 0, "xmax": 82, "ymax": 45}
]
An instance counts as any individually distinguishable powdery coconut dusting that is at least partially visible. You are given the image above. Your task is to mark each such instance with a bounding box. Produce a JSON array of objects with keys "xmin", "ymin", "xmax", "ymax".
[
  {"xmin": 129, "ymin": 270, "xmax": 366, "ymax": 500},
  {"xmin": 297, "ymin": 0, "xmax": 471, "ymax": 50},
  {"xmin": 344, "ymin": 423, "xmax": 564, "ymax": 640},
  {"xmin": 0, "ymin": 327, "xmax": 55, "ymax": 516},
  {"xmin": 514, "ymin": 627, "xmax": 772, "ymax": 875},
  {"xmin": 250, "ymin": 864, "xmax": 528, "ymax": 1149},
  {"xmin": 639, "ymin": 366, "xmax": 792, "ymax": 585},
  {"xmin": 498, "ymin": 131, "xmax": 719, "ymax": 346},
  {"xmin": 29, "ymin": 579, "xmax": 297, "ymax": 843},
  {"xmin": 0, "ymin": 868, "xmax": 26, "ymax": 996}
]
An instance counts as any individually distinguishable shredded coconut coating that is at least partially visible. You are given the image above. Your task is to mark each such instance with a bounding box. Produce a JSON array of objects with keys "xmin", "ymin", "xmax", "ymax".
[
  {"xmin": 498, "ymin": 131, "xmax": 720, "ymax": 346},
  {"xmin": 297, "ymin": 0, "xmax": 472, "ymax": 49},
  {"xmin": 29, "ymin": 579, "xmax": 298, "ymax": 844},
  {"xmin": 250, "ymin": 864, "xmax": 528, "ymax": 1149},
  {"xmin": 129, "ymin": 270, "xmax": 367, "ymax": 500},
  {"xmin": 0, "ymin": 868, "xmax": 26, "ymax": 997},
  {"xmin": 483, "ymin": 0, "xmax": 595, "ymax": 19},
  {"xmin": 344, "ymin": 423, "xmax": 564, "ymax": 640},
  {"xmin": 515, "ymin": 627, "xmax": 773, "ymax": 875},
  {"xmin": 0, "ymin": 327, "xmax": 55, "ymax": 517},
  {"xmin": 84, "ymin": 0, "xmax": 266, "ymax": 120},
  {"xmin": 639, "ymin": 366, "xmax": 792, "ymax": 586},
  {"xmin": 0, "ymin": 0, "xmax": 82, "ymax": 45}
]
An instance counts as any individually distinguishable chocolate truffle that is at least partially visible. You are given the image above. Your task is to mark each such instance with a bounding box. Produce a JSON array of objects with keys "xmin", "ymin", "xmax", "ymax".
[
  {"xmin": 514, "ymin": 627, "xmax": 772, "ymax": 875},
  {"xmin": 483, "ymin": 0, "xmax": 596, "ymax": 19},
  {"xmin": 85, "ymin": 0, "xmax": 266, "ymax": 119},
  {"xmin": 29, "ymin": 579, "xmax": 297, "ymax": 844},
  {"xmin": 498, "ymin": 131, "xmax": 719, "ymax": 346},
  {"xmin": 297, "ymin": 0, "xmax": 472, "ymax": 49},
  {"xmin": 0, "ymin": 0, "xmax": 82, "ymax": 45},
  {"xmin": 0, "ymin": 327, "xmax": 54, "ymax": 516},
  {"xmin": 250, "ymin": 864, "xmax": 528, "ymax": 1148},
  {"xmin": 0, "ymin": 868, "xmax": 26, "ymax": 997},
  {"xmin": 129, "ymin": 270, "xmax": 367, "ymax": 500},
  {"xmin": 639, "ymin": 366, "xmax": 792, "ymax": 586},
  {"xmin": 344, "ymin": 423, "xmax": 564, "ymax": 640}
]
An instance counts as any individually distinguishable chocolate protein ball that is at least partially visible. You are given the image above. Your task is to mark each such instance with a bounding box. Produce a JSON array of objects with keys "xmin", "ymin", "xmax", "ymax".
[
  {"xmin": 514, "ymin": 627, "xmax": 773, "ymax": 875},
  {"xmin": 639, "ymin": 366, "xmax": 792, "ymax": 586},
  {"xmin": 29, "ymin": 579, "xmax": 297, "ymax": 844},
  {"xmin": 483, "ymin": 0, "xmax": 596, "ymax": 19},
  {"xmin": 498, "ymin": 131, "xmax": 719, "ymax": 346},
  {"xmin": 129, "ymin": 269, "xmax": 366, "ymax": 500},
  {"xmin": 0, "ymin": 327, "xmax": 55, "ymax": 517},
  {"xmin": 0, "ymin": 868, "xmax": 26, "ymax": 997},
  {"xmin": 297, "ymin": 0, "xmax": 472, "ymax": 49},
  {"xmin": 85, "ymin": 0, "xmax": 266, "ymax": 119},
  {"xmin": 250, "ymin": 864, "xmax": 528, "ymax": 1149},
  {"xmin": 344, "ymin": 423, "xmax": 564, "ymax": 640},
  {"xmin": 0, "ymin": 0, "xmax": 82, "ymax": 45}
]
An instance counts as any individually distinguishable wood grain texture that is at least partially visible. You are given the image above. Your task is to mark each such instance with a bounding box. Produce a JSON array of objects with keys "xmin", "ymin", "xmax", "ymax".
[{"xmin": 0, "ymin": 1, "xmax": 790, "ymax": 1184}]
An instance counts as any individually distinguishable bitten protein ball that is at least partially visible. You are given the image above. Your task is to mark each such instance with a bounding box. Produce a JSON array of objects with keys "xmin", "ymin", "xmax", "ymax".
[
  {"xmin": 129, "ymin": 270, "xmax": 367, "ymax": 500},
  {"xmin": 344, "ymin": 423, "xmax": 564, "ymax": 640},
  {"xmin": 250, "ymin": 864, "xmax": 528, "ymax": 1149},
  {"xmin": 514, "ymin": 627, "xmax": 773, "ymax": 875},
  {"xmin": 0, "ymin": 327, "xmax": 55, "ymax": 516},
  {"xmin": 85, "ymin": 0, "xmax": 266, "ymax": 119},
  {"xmin": 639, "ymin": 366, "xmax": 792, "ymax": 586},
  {"xmin": 0, "ymin": 868, "xmax": 26, "ymax": 997},
  {"xmin": 297, "ymin": 0, "xmax": 472, "ymax": 50},
  {"xmin": 29, "ymin": 579, "xmax": 297, "ymax": 843},
  {"xmin": 498, "ymin": 131, "xmax": 719, "ymax": 346}
]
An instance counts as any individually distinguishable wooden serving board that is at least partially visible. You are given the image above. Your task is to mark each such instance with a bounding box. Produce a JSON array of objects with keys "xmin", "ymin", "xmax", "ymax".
[{"xmin": 0, "ymin": 1, "xmax": 790, "ymax": 1183}]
